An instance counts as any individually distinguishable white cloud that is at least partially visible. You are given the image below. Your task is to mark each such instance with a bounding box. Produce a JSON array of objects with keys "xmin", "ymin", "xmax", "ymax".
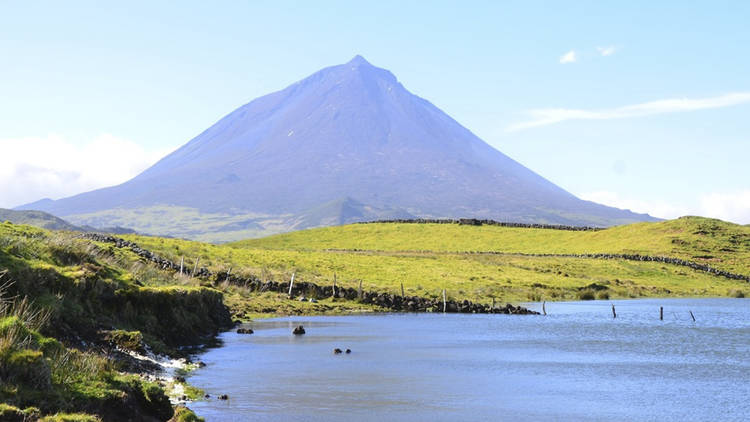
[
  {"xmin": 597, "ymin": 46, "xmax": 616, "ymax": 56},
  {"xmin": 0, "ymin": 134, "xmax": 174, "ymax": 209},
  {"xmin": 580, "ymin": 190, "xmax": 750, "ymax": 225},
  {"xmin": 699, "ymin": 190, "xmax": 750, "ymax": 225},
  {"xmin": 559, "ymin": 50, "xmax": 577, "ymax": 64},
  {"xmin": 507, "ymin": 92, "xmax": 750, "ymax": 132}
]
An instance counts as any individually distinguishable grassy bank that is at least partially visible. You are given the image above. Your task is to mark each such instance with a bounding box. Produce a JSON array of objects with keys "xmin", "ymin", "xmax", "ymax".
[{"xmin": 0, "ymin": 222, "xmax": 228, "ymax": 421}]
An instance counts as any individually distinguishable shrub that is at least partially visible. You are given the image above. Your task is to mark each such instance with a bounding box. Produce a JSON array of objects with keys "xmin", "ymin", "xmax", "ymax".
[
  {"xmin": 3, "ymin": 349, "xmax": 51, "ymax": 388},
  {"xmin": 576, "ymin": 289, "xmax": 595, "ymax": 301},
  {"xmin": 728, "ymin": 289, "xmax": 745, "ymax": 298},
  {"xmin": 49, "ymin": 348, "xmax": 110, "ymax": 387},
  {"xmin": 596, "ymin": 290, "xmax": 610, "ymax": 300}
]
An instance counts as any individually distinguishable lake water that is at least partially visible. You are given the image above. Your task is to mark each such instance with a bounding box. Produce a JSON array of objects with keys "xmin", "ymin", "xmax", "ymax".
[{"xmin": 188, "ymin": 298, "xmax": 750, "ymax": 421}]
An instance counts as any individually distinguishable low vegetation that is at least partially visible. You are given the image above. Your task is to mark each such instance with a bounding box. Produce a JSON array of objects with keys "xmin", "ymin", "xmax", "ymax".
[
  {"xmin": 0, "ymin": 222, "xmax": 232, "ymax": 420},
  {"xmin": 1, "ymin": 216, "xmax": 747, "ymax": 419}
]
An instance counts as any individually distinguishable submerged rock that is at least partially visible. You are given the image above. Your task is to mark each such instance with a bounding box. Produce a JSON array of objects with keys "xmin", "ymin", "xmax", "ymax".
[{"xmin": 293, "ymin": 325, "xmax": 306, "ymax": 335}]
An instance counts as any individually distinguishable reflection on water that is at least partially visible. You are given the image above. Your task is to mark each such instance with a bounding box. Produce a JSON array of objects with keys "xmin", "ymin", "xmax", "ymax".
[{"xmin": 188, "ymin": 298, "xmax": 750, "ymax": 421}]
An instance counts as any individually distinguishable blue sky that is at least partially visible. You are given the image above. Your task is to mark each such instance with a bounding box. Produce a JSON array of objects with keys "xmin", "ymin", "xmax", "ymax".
[{"xmin": 1, "ymin": 1, "xmax": 749, "ymax": 223}]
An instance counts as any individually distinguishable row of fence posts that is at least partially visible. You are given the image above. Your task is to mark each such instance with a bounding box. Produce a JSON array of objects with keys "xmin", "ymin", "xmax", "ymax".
[
  {"xmin": 282, "ymin": 273, "xmax": 699, "ymax": 321},
  {"xmin": 609, "ymin": 304, "xmax": 696, "ymax": 321},
  {"xmin": 178, "ymin": 256, "xmax": 201, "ymax": 278},
  {"xmin": 284, "ymin": 272, "xmax": 455, "ymax": 313}
]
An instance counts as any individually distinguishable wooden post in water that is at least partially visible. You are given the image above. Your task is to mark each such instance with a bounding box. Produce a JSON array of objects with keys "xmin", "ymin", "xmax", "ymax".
[
  {"xmin": 542, "ymin": 301, "xmax": 547, "ymax": 316},
  {"xmin": 611, "ymin": 304, "xmax": 617, "ymax": 318},
  {"xmin": 288, "ymin": 272, "xmax": 295, "ymax": 298},
  {"xmin": 401, "ymin": 283, "xmax": 405, "ymax": 297},
  {"xmin": 442, "ymin": 289, "xmax": 447, "ymax": 313},
  {"xmin": 660, "ymin": 306, "xmax": 663, "ymax": 321},
  {"xmin": 690, "ymin": 310, "xmax": 696, "ymax": 322},
  {"xmin": 358, "ymin": 280, "xmax": 363, "ymax": 300},
  {"xmin": 191, "ymin": 257, "xmax": 200, "ymax": 278},
  {"xmin": 179, "ymin": 256, "xmax": 184, "ymax": 276}
]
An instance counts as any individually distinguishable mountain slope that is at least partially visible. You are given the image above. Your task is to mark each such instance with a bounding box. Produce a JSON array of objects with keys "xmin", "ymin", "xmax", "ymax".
[
  {"xmin": 0, "ymin": 208, "xmax": 82, "ymax": 231},
  {"xmin": 19, "ymin": 55, "xmax": 656, "ymax": 239}
]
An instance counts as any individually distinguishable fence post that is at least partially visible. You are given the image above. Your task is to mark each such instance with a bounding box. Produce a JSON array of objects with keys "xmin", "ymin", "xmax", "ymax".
[
  {"xmin": 288, "ymin": 272, "xmax": 295, "ymax": 298},
  {"xmin": 191, "ymin": 257, "xmax": 200, "ymax": 278}
]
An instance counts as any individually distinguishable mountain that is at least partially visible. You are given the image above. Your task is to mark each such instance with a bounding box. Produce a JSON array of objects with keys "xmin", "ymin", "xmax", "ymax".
[
  {"xmin": 0, "ymin": 208, "xmax": 137, "ymax": 234},
  {"xmin": 0, "ymin": 208, "xmax": 82, "ymax": 231},
  {"xmin": 18, "ymin": 55, "xmax": 657, "ymax": 241}
]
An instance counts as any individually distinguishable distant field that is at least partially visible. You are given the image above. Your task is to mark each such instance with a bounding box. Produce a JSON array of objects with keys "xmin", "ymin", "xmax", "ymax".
[
  {"xmin": 120, "ymin": 216, "xmax": 750, "ymax": 304},
  {"xmin": 233, "ymin": 216, "xmax": 750, "ymax": 274}
]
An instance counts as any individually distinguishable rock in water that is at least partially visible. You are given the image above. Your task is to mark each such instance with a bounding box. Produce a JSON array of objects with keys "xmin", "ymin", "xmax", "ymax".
[{"xmin": 293, "ymin": 325, "xmax": 306, "ymax": 335}]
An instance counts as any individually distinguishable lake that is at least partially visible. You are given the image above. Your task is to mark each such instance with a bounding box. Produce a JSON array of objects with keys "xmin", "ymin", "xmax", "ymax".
[{"xmin": 188, "ymin": 298, "xmax": 749, "ymax": 421}]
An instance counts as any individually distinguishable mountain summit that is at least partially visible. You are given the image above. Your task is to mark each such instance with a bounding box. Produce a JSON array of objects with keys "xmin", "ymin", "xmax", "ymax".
[{"xmin": 19, "ymin": 56, "xmax": 656, "ymax": 240}]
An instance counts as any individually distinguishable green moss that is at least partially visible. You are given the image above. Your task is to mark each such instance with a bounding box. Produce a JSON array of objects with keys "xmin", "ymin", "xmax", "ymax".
[
  {"xmin": 102, "ymin": 330, "xmax": 143, "ymax": 353},
  {"xmin": 169, "ymin": 405, "xmax": 205, "ymax": 422},
  {"xmin": 139, "ymin": 382, "xmax": 174, "ymax": 421},
  {"xmin": 0, "ymin": 403, "xmax": 40, "ymax": 421},
  {"xmin": 39, "ymin": 414, "xmax": 101, "ymax": 422},
  {"xmin": 181, "ymin": 383, "xmax": 204, "ymax": 401},
  {"xmin": 3, "ymin": 349, "xmax": 51, "ymax": 389},
  {"xmin": 0, "ymin": 403, "xmax": 25, "ymax": 421}
]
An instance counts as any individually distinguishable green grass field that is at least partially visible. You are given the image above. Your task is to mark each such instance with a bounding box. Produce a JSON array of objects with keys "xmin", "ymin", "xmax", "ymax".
[{"xmin": 119, "ymin": 216, "xmax": 750, "ymax": 304}]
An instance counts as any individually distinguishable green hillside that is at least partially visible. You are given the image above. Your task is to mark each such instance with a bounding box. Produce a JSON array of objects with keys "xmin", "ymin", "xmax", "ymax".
[
  {"xmin": 234, "ymin": 216, "xmax": 750, "ymax": 275},
  {"xmin": 119, "ymin": 216, "xmax": 749, "ymax": 305},
  {"xmin": 0, "ymin": 208, "xmax": 82, "ymax": 231}
]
